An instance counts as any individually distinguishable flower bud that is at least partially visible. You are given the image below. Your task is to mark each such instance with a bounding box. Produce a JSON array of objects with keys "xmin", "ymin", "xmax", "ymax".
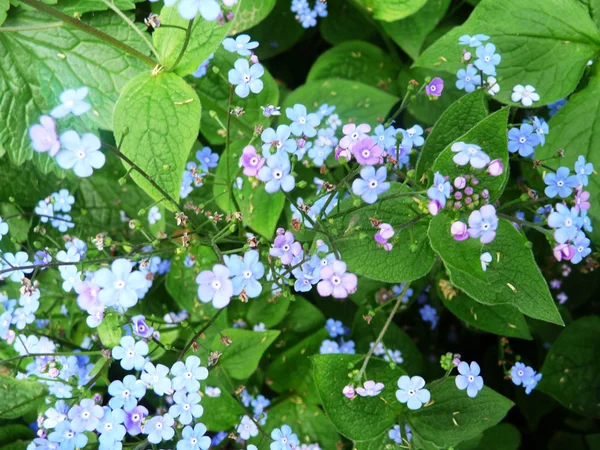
[
  {"xmin": 427, "ymin": 199, "xmax": 441, "ymax": 216},
  {"xmin": 296, "ymin": 138, "xmax": 306, "ymax": 148},
  {"xmin": 464, "ymin": 187, "xmax": 474, "ymax": 196},
  {"xmin": 450, "ymin": 221, "xmax": 469, "ymax": 241},
  {"xmin": 553, "ymin": 243, "xmax": 575, "ymax": 261},
  {"xmin": 481, "ymin": 189, "xmax": 489, "ymax": 199},
  {"xmin": 250, "ymin": 54, "xmax": 259, "ymax": 64},
  {"xmin": 487, "ymin": 159, "xmax": 504, "ymax": 176},
  {"xmin": 463, "ymin": 50, "xmax": 472, "ymax": 61},
  {"xmin": 454, "ymin": 176, "xmax": 466, "ymax": 189},
  {"xmin": 454, "ymin": 191, "xmax": 463, "ymax": 200},
  {"xmin": 342, "ymin": 385, "xmax": 355, "ymax": 399}
]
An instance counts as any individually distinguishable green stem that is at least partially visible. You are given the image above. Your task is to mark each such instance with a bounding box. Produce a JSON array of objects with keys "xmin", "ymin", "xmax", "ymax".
[
  {"xmin": 19, "ymin": 0, "xmax": 156, "ymax": 67},
  {"xmin": 177, "ymin": 309, "xmax": 225, "ymax": 361},
  {"xmin": 1, "ymin": 351, "xmax": 103, "ymax": 364},
  {"xmin": 165, "ymin": 19, "xmax": 194, "ymax": 72},
  {"xmin": 0, "ymin": 21, "xmax": 64, "ymax": 32}
]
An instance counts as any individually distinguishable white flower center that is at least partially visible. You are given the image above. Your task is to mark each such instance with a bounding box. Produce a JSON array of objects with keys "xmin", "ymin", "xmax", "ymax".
[
  {"xmin": 331, "ymin": 276, "xmax": 341, "ymax": 285},
  {"xmin": 564, "ymin": 218, "xmax": 572, "ymax": 227},
  {"xmin": 430, "ymin": 85, "xmax": 437, "ymax": 91},
  {"xmin": 519, "ymin": 137, "xmax": 526, "ymax": 144},
  {"xmin": 362, "ymin": 149, "xmax": 370, "ymax": 158},
  {"xmin": 132, "ymin": 414, "xmax": 140, "ymax": 421},
  {"xmin": 156, "ymin": 422, "xmax": 162, "ymax": 429},
  {"xmin": 123, "ymin": 389, "xmax": 131, "ymax": 397},
  {"xmin": 191, "ymin": 438, "xmax": 198, "ymax": 444},
  {"xmin": 468, "ymin": 147, "xmax": 477, "ymax": 154},
  {"xmin": 76, "ymin": 150, "xmax": 86, "ymax": 159},
  {"xmin": 115, "ymin": 280, "xmax": 126, "ymax": 289},
  {"xmin": 243, "ymin": 74, "xmax": 251, "ymax": 82},
  {"xmin": 273, "ymin": 170, "xmax": 283, "ymax": 180},
  {"xmin": 369, "ymin": 180, "xmax": 378, "ymax": 189},
  {"xmin": 183, "ymin": 403, "xmax": 190, "ymax": 410},
  {"xmin": 126, "ymin": 350, "xmax": 134, "ymax": 358},
  {"xmin": 250, "ymin": 157, "xmax": 258, "ymax": 165},
  {"xmin": 299, "ymin": 117, "xmax": 306, "ymax": 124},
  {"xmin": 468, "ymin": 375, "xmax": 475, "ymax": 382},
  {"xmin": 557, "ymin": 180, "xmax": 564, "ymax": 187},
  {"xmin": 465, "ymin": 76, "xmax": 471, "ymax": 82},
  {"xmin": 243, "ymin": 270, "xmax": 252, "ymax": 279},
  {"xmin": 351, "ymin": 132, "xmax": 359, "ymax": 140},
  {"xmin": 282, "ymin": 244, "xmax": 290, "ymax": 251},
  {"xmin": 211, "ymin": 280, "xmax": 222, "ymax": 290},
  {"xmin": 82, "ymin": 411, "xmax": 90, "ymax": 419},
  {"xmin": 484, "ymin": 56, "xmax": 491, "ymax": 62},
  {"xmin": 185, "ymin": 371, "xmax": 193, "ymax": 379},
  {"xmin": 105, "ymin": 423, "xmax": 113, "ymax": 430},
  {"xmin": 408, "ymin": 389, "xmax": 416, "ymax": 396}
]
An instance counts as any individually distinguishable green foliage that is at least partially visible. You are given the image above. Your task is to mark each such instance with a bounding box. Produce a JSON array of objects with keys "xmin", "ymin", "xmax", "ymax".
[
  {"xmin": 413, "ymin": 0, "xmax": 600, "ymax": 106},
  {"xmin": 201, "ymin": 367, "xmax": 246, "ymax": 431},
  {"xmin": 307, "ymin": 41, "xmax": 399, "ymax": 94},
  {"xmin": 0, "ymin": 375, "xmax": 47, "ymax": 419},
  {"xmin": 321, "ymin": 0, "xmax": 376, "ymax": 45},
  {"xmin": 212, "ymin": 328, "xmax": 280, "ymax": 379},
  {"xmin": 355, "ymin": 0, "xmax": 427, "ymax": 21},
  {"xmin": 461, "ymin": 423, "xmax": 522, "ymax": 450},
  {"xmin": 56, "ymin": 0, "xmax": 141, "ymax": 14},
  {"xmin": 0, "ymin": 424, "xmax": 34, "ymax": 448},
  {"xmin": 246, "ymin": 292, "xmax": 290, "ymax": 328},
  {"xmin": 113, "ymin": 72, "xmax": 201, "ymax": 207},
  {"xmin": 407, "ymin": 377, "xmax": 514, "ymax": 447},
  {"xmin": 539, "ymin": 316, "xmax": 600, "ymax": 417},
  {"xmin": 335, "ymin": 183, "xmax": 435, "ymax": 283},
  {"xmin": 228, "ymin": 0, "xmax": 276, "ymax": 34},
  {"xmin": 0, "ymin": 0, "xmax": 8, "ymax": 26},
  {"xmin": 97, "ymin": 311, "xmax": 122, "ymax": 347}
]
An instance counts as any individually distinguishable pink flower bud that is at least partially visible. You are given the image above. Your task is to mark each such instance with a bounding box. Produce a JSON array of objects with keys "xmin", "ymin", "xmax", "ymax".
[
  {"xmin": 48, "ymin": 367, "xmax": 59, "ymax": 378},
  {"xmin": 464, "ymin": 187, "xmax": 474, "ymax": 196},
  {"xmin": 452, "ymin": 358, "xmax": 461, "ymax": 367},
  {"xmin": 335, "ymin": 146, "xmax": 352, "ymax": 162},
  {"xmin": 383, "ymin": 242, "xmax": 393, "ymax": 251},
  {"xmin": 250, "ymin": 54, "xmax": 259, "ymax": 64},
  {"xmin": 296, "ymin": 138, "xmax": 306, "ymax": 149},
  {"xmin": 454, "ymin": 177, "xmax": 466, "ymax": 189},
  {"xmin": 454, "ymin": 201, "xmax": 462, "ymax": 209},
  {"xmin": 487, "ymin": 159, "xmax": 504, "ymax": 176},
  {"xmin": 454, "ymin": 191, "xmax": 463, "ymax": 200},
  {"xmin": 451, "ymin": 221, "xmax": 469, "ymax": 241},
  {"xmin": 37, "ymin": 429, "xmax": 47, "ymax": 439},
  {"xmin": 471, "ymin": 177, "xmax": 479, "ymax": 186},
  {"xmin": 481, "ymin": 189, "xmax": 489, "ymax": 199},
  {"xmin": 342, "ymin": 385, "xmax": 355, "ymax": 399},
  {"xmin": 463, "ymin": 51, "xmax": 472, "ymax": 61},
  {"xmin": 6, "ymin": 330, "xmax": 15, "ymax": 344},
  {"xmin": 93, "ymin": 393, "xmax": 103, "ymax": 403},
  {"xmin": 553, "ymin": 244, "xmax": 575, "ymax": 261},
  {"xmin": 428, "ymin": 199, "xmax": 442, "ymax": 216}
]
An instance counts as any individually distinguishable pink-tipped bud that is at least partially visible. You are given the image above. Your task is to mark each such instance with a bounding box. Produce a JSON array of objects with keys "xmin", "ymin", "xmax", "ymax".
[
  {"xmin": 471, "ymin": 177, "xmax": 479, "ymax": 186},
  {"xmin": 451, "ymin": 221, "xmax": 469, "ymax": 241},
  {"xmin": 335, "ymin": 146, "xmax": 352, "ymax": 162},
  {"xmin": 296, "ymin": 138, "xmax": 306, "ymax": 149},
  {"xmin": 452, "ymin": 357, "xmax": 461, "ymax": 367},
  {"xmin": 487, "ymin": 159, "xmax": 504, "ymax": 177},
  {"xmin": 377, "ymin": 223, "xmax": 394, "ymax": 240},
  {"xmin": 343, "ymin": 385, "xmax": 355, "ymax": 399},
  {"xmin": 464, "ymin": 187, "xmax": 474, "ymax": 196},
  {"xmin": 553, "ymin": 244, "xmax": 575, "ymax": 262},
  {"xmin": 48, "ymin": 367, "xmax": 59, "ymax": 378},
  {"xmin": 383, "ymin": 242, "xmax": 393, "ymax": 251},
  {"xmin": 454, "ymin": 191, "xmax": 463, "ymax": 200},
  {"xmin": 428, "ymin": 199, "xmax": 441, "ymax": 216},
  {"xmin": 250, "ymin": 54, "xmax": 259, "ymax": 64},
  {"xmin": 37, "ymin": 429, "xmax": 47, "ymax": 439},
  {"xmin": 93, "ymin": 393, "xmax": 103, "ymax": 403},
  {"xmin": 462, "ymin": 50, "xmax": 472, "ymax": 61},
  {"xmin": 454, "ymin": 201, "xmax": 462, "ymax": 210},
  {"xmin": 454, "ymin": 177, "xmax": 466, "ymax": 189},
  {"xmin": 481, "ymin": 189, "xmax": 489, "ymax": 199}
]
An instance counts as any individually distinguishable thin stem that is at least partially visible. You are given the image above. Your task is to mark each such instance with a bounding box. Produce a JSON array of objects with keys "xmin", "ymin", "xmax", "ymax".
[
  {"xmin": 101, "ymin": 0, "xmax": 160, "ymax": 61},
  {"xmin": 497, "ymin": 213, "xmax": 551, "ymax": 236},
  {"xmin": 177, "ymin": 309, "xmax": 225, "ymax": 361},
  {"xmin": 165, "ymin": 19, "xmax": 194, "ymax": 72},
  {"xmin": 19, "ymin": 0, "xmax": 156, "ymax": 67},
  {"xmin": 1, "ymin": 351, "xmax": 103, "ymax": 364},
  {"xmin": 328, "ymin": 191, "xmax": 426, "ymax": 219},
  {"xmin": 0, "ymin": 22, "xmax": 64, "ymax": 32}
]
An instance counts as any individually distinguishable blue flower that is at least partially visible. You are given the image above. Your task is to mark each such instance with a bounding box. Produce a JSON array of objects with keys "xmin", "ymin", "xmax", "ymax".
[
  {"xmin": 0, "ymin": 311, "xmax": 12, "ymax": 338},
  {"xmin": 468, "ymin": 205, "xmax": 499, "ymax": 244},
  {"xmin": 177, "ymin": 423, "xmax": 211, "ymax": 450},
  {"xmin": 251, "ymin": 395, "xmax": 270, "ymax": 414},
  {"xmin": 169, "ymin": 391, "xmax": 203, "ymax": 425},
  {"xmin": 34, "ymin": 200, "xmax": 53, "ymax": 223},
  {"xmin": 270, "ymin": 424, "xmax": 299, "ymax": 450},
  {"xmin": 510, "ymin": 362, "xmax": 535, "ymax": 386},
  {"xmin": 51, "ymin": 214, "xmax": 74, "ymax": 232},
  {"xmin": 177, "ymin": 0, "xmax": 220, "ymax": 21},
  {"xmin": 222, "ymin": 34, "xmax": 259, "ymax": 56},
  {"xmin": 314, "ymin": 127, "xmax": 338, "ymax": 152},
  {"xmin": 319, "ymin": 339, "xmax": 340, "ymax": 354},
  {"xmin": 43, "ymin": 400, "xmax": 69, "ymax": 429},
  {"xmin": 257, "ymin": 151, "xmax": 295, "ymax": 193},
  {"xmin": 171, "ymin": 355, "xmax": 208, "ymax": 392},
  {"xmin": 262, "ymin": 104, "xmax": 281, "ymax": 117},
  {"xmin": 325, "ymin": 318, "xmax": 345, "ymax": 338},
  {"xmin": 141, "ymin": 361, "xmax": 172, "ymax": 396},
  {"xmin": 286, "ymin": 104, "xmax": 320, "ymax": 137},
  {"xmin": 298, "ymin": 7, "xmax": 317, "ymax": 28},
  {"xmin": 508, "ymin": 124, "xmax": 540, "ymax": 157},
  {"xmin": 291, "ymin": 0, "xmax": 308, "ymax": 13},
  {"xmin": 402, "ymin": 125, "xmax": 424, "ymax": 147},
  {"xmin": 396, "ymin": 375, "xmax": 431, "ymax": 410},
  {"xmin": 97, "ymin": 407, "xmax": 126, "ymax": 447},
  {"xmin": 456, "ymin": 66, "xmax": 481, "ymax": 93},
  {"xmin": 52, "ymin": 189, "xmax": 75, "ymax": 213},
  {"xmin": 524, "ymin": 372, "xmax": 542, "ymax": 394},
  {"xmin": 544, "ymin": 167, "xmax": 579, "ymax": 198},
  {"xmin": 57, "ymin": 131, "xmax": 105, "ymax": 177},
  {"xmin": 419, "ymin": 305, "xmax": 438, "ymax": 330},
  {"xmin": 50, "ymin": 87, "xmax": 90, "ymax": 118},
  {"xmin": 315, "ymin": 1, "xmax": 328, "ymax": 16},
  {"xmin": 2, "ymin": 251, "xmax": 33, "ymax": 282},
  {"xmin": 48, "ymin": 421, "xmax": 88, "ymax": 450},
  {"xmin": 224, "ymin": 250, "xmax": 264, "ymax": 298},
  {"xmin": 548, "ymin": 203, "xmax": 581, "ymax": 243},
  {"xmin": 228, "ymin": 59, "xmax": 264, "ymax": 98},
  {"xmin": 316, "ymin": 103, "xmax": 335, "ymax": 118},
  {"xmin": 427, "ymin": 172, "xmax": 451, "ymax": 207},
  {"xmin": 532, "ymin": 117, "xmax": 549, "ymax": 146},
  {"xmin": 571, "ymin": 233, "xmax": 591, "ymax": 264},
  {"xmin": 95, "ymin": 259, "xmax": 148, "ymax": 309},
  {"xmin": 580, "ymin": 210, "xmax": 593, "ymax": 233},
  {"xmin": 339, "ymin": 340, "xmax": 356, "ymax": 354},
  {"xmin": 548, "ymin": 98, "xmax": 567, "ymax": 117},
  {"xmin": 145, "ymin": 414, "xmax": 175, "ymax": 444},
  {"xmin": 474, "ymin": 43, "xmax": 501, "ymax": 75},
  {"xmin": 308, "ymin": 143, "xmax": 333, "ymax": 166},
  {"xmin": 108, "ymin": 375, "xmax": 146, "ymax": 410},
  {"xmin": 67, "ymin": 398, "xmax": 103, "ymax": 432},
  {"xmin": 191, "ymin": 53, "xmax": 213, "ymax": 78},
  {"xmin": 451, "ymin": 142, "xmax": 490, "ymax": 168},
  {"xmin": 11, "ymin": 307, "xmax": 34, "ymax": 329},
  {"xmin": 389, "ymin": 424, "xmax": 403, "ymax": 444},
  {"xmin": 373, "ymin": 124, "xmax": 397, "ymax": 149},
  {"xmin": 458, "ymin": 34, "xmax": 490, "ymax": 47},
  {"xmin": 261, "ymin": 125, "xmax": 297, "ymax": 155},
  {"xmin": 455, "ymin": 361, "xmax": 484, "ymax": 398},
  {"xmin": 195, "ymin": 147, "xmax": 219, "ymax": 172},
  {"xmin": 112, "ymin": 336, "xmax": 148, "ymax": 371},
  {"xmin": 574, "ymin": 155, "xmax": 593, "ymax": 187},
  {"xmin": 352, "ymin": 166, "xmax": 390, "ymax": 204},
  {"xmin": 237, "ymin": 415, "xmax": 259, "ymax": 440},
  {"xmin": 65, "ymin": 238, "xmax": 87, "ymax": 259}
]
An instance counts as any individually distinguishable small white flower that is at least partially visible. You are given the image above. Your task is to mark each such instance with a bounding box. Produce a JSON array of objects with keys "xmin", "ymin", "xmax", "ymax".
[
  {"xmin": 148, "ymin": 206, "xmax": 162, "ymax": 225},
  {"xmin": 486, "ymin": 76, "xmax": 500, "ymax": 96},
  {"xmin": 511, "ymin": 84, "xmax": 540, "ymax": 107},
  {"xmin": 205, "ymin": 386, "xmax": 222, "ymax": 397}
]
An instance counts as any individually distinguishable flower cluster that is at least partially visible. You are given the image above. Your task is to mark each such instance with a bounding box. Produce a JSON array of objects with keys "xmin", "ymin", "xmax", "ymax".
[
  {"xmin": 510, "ymin": 362, "xmax": 542, "ymax": 395},
  {"xmin": 456, "ymin": 34, "xmax": 500, "ymax": 95},
  {"xmin": 319, "ymin": 318, "xmax": 355, "ymax": 354},
  {"xmin": 291, "ymin": 0, "xmax": 328, "ymax": 28},
  {"xmin": 226, "ymin": 33, "xmax": 264, "ymax": 99},
  {"xmin": 508, "ymin": 116, "xmax": 549, "ymax": 158},
  {"xmin": 181, "ymin": 147, "xmax": 220, "ymax": 198}
]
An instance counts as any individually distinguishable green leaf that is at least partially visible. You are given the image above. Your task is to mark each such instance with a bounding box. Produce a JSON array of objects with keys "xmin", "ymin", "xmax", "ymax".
[
  {"xmin": 153, "ymin": 1, "xmax": 240, "ymax": 77},
  {"xmin": 381, "ymin": 0, "xmax": 451, "ymax": 60},
  {"xmin": 429, "ymin": 217, "xmax": 563, "ymax": 325},
  {"xmin": 355, "ymin": 0, "xmax": 427, "ymax": 21},
  {"xmin": 246, "ymin": 292, "xmax": 290, "ymax": 328},
  {"xmin": 334, "ymin": 183, "xmax": 435, "ymax": 283},
  {"xmin": 416, "ymin": 89, "xmax": 488, "ymax": 179},
  {"xmin": 354, "ymin": 430, "xmax": 398, "ymax": 450},
  {"xmin": 312, "ymin": 354, "xmax": 406, "ymax": 440},
  {"xmin": 352, "ymin": 309, "xmax": 424, "ymax": 375},
  {"xmin": 408, "ymin": 377, "xmax": 513, "ymax": 448},
  {"xmin": 579, "ymin": 0, "xmax": 600, "ymax": 27},
  {"xmin": 307, "ymin": 41, "xmax": 399, "ymax": 94},
  {"xmin": 190, "ymin": 48, "xmax": 279, "ymax": 144},
  {"xmin": 97, "ymin": 312, "xmax": 122, "ymax": 348},
  {"xmin": 539, "ymin": 315, "xmax": 600, "ymax": 417},
  {"xmin": 437, "ymin": 275, "xmax": 532, "ymax": 339},
  {"xmin": 0, "ymin": 203, "xmax": 30, "ymax": 252},
  {"xmin": 213, "ymin": 140, "xmax": 284, "ymax": 238},
  {"xmin": 0, "ymin": 10, "xmax": 146, "ymax": 166},
  {"xmin": 321, "ymin": 0, "xmax": 376, "ymax": 46},
  {"xmin": 0, "ymin": 0, "xmax": 8, "ymax": 26},
  {"xmin": 0, "ymin": 375, "xmax": 47, "ymax": 419},
  {"xmin": 412, "ymin": 0, "xmax": 600, "ymax": 106},
  {"xmin": 282, "ymin": 79, "xmax": 399, "ymax": 130},
  {"xmin": 212, "ymin": 328, "xmax": 279, "ymax": 379},
  {"xmin": 228, "ymin": 0, "xmax": 276, "ymax": 34},
  {"xmin": 113, "ymin": 72, "xmax": 201, "ymax": 207},
  {"xmin": 200, "ymin": 367, "xmax": 246, "ymax": 431},
  {"xmin": 535, "ymin": 69, "xmax": 600, "ymax": 242},
  {"xmin": 56, "ymin": 0, "xmax": 140, "ymax": 14},
  {"xmin": 431, "ymin": 108, "xmax": 510, "ymax": 202},
  {"xmin": 459, "ymin": 423, "xmax": 522, "ymax": 450},
  {"xmin": 0, "ymin": 425, "xmax": 34, "ymax": 447}
]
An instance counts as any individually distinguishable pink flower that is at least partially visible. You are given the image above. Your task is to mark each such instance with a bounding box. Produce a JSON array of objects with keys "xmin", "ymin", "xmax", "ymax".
[
  {"xmin": 240, "ymin": 145, "xmax": 265, "ymax": 177},
  {"xmin": 454, "ymin": 177, "xmax": 466, "ymax": 189},
  {"xmin": 574, "ymin": 189, "xmax": 590, "ymax": 212},
  {"xmin": 317, "ymin": 260, "xmax": 358, "ymax": 299},
  {"xmin": 375, "ymin": 223, "xmax": 395, "ymax": 251},
  {"xmin": 426, "ymin": 77, "xmax": 444, "ymax": 97},
  {"xmin": 270, "ymin": 231, "xmax": 302, "ymax": 265},
  {"xmin": 342, "ymin": 385, "xmax": 355, "ymax": 399},
  {"xmin": 356, "ymin": 380, "xmax": 384, "ymax": 397},
  {"xmin": 335, "ymin": 146, "xmax": 352, "ymax": 162},
  {"xmin": 29, "ymin": 115, "xmax": 60, "ymax": 156},
  {"xmin": 451, "ymin": 221, "xmax": 469, "ymax": 241},
  {"xmin": 352, "ymin": 137, "xmax": 383, "ymax": 165},
  {"xmin": 487, "ymin": 159, "xmax": 504, "ymax": 177},
  {"xmin": 427, "ymin": 199, "xmax": 442, "ymax": 216},
  {"xmin": 339, "ymin": 123, "xmax": 371, "ymax": 149},
  {"xmin": 553, "ymin": 243, "xmax": 575, "ymax": 262}
]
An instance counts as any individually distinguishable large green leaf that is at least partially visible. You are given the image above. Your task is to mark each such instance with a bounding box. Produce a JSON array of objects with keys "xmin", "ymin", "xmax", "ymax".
[
  {"xmin": 579, "ymin": 0, "xmax": 600, "ymax": 27},
  {"xmin": 429, "ymin": 217, "xmax": 564, "ymax": 325},
  {"xmin": 153, "ymin": 1, "xmax": 241, "ymax": 76},
  {"xmin": 459, "ymin": 423, "xmax": 522, "ymax": 450},
  {"xmin": 246, "ymin": 292, "xmax": 290, "ymax": 328},
  {"xmin": 408, "ymin": 377, "xmax": 514, "ymax": 448},
  {"xmin": 212, "ymin": 328, "xmax": 279, "ymax": 379},
  {"xmin": 0, "ymin": 0, "xmax": 8, "ymax": 26},
  {"xmin": 539, "ymin": 316, "xmax": 600, "ymax": 417},
  {"xmin": 0, "ymin": 425, "xmax": 35, "ymax": 447},
  {"xmin": 282, "ymin": 79, "xmax": 399, "ymax": 130},
  {"xmin": 56, "ymin": 0, "xmax": 141, "ymax": 14},
  {"xmin": 190, "ymin": 48, "xmax": 279, "ymax": 144},
  {"xmin": 381, "ymin": 0, "xmax": 451, "ymax": 59},
  {"xmin": 312, "ymin": 354, "xmax": 406, "ymax": 440},
  {"xmin": 321, "ymin": 0, "xmax": 376, "ymax": 46},
  {"xmin": 228, "ymin": 0, "xmax": 276, "ymax": 34},
  {"xmin": 113, "ymin": 72, "xmax": 201, "ymax": 207},
  {"xmin": 355, "ymin": 0, "xmax": 427, "ymax": 21},
  {"xmin": 201, "ymin": 367, "xmax": 246, "ymax": 431},
  {"xmin": 334, "ymin": 183, "xmax": 435, "ymax": 283},
  {"xmin": 535, "ymin": 69, "xmax": 600, "ymax": 242},
  {"xmin": 0, "ymin": 11, "xmax": 146, "ymax": 167},
  {"xmin": 416, "ymin": 89, "xmax": 488, "ymax": 179},
  {"xmin": 413, "ymin": 0, "xmax": 600, "ymax": 106},
  {"xmin": 0, "ymin": 375, "xmax": 47, "ymax": 419},
  {"xmin": 97, "ymin": 312, "xmax": 122, "ymax": 348},
  {"xmin": 307, "ymin": 41, "xmax": 399, "ymax": 94}
]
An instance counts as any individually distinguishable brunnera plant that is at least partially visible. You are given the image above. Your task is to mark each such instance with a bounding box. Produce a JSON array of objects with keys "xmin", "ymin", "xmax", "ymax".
[{"xmin": 0, "ymin": 0, "xmax": 598, "ymax": 449}]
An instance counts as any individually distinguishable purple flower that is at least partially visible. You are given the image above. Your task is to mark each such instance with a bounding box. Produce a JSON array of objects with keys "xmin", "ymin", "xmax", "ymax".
[
  {"xmin": 67, "ymin": 398, "xmax": 103, "ymax": 432},
  {"xmin": 145, "ymin": 414, "xmax": 175, "ymax": 444},
  {"xmin": 427, "ymin": 172, "xmax": 451, "ymax": 207},
  {"xmin": 352, "ymin": 166, "xmax": 390, "ymax": 204},
  {"xmin": 547, "ymin": 203, "xmax": 580, "ymax": 244},
  {"xmin": 396, "ymin": 376, "xmax": 431, "ymax": 410},
  {"xmin": 451, "ymin": 142, "xmax": 490, "ymax": 168},
  {"xmin": 455, "ymin": 361, "xmax": 484, "ymax": 398},
  {"xmin": 339, "ymin": 123, "xmax": 371, "ymax": 149},
  {"xmin": 351, "ymin": 137, "xmax": 383, "ymax": 165},
  {"xmin": 269, "ymin": 231, "xmax": 302, "ymax": 265},
  {"xmin": 240, "ymin": 145, "xmax": 265, "ymax": 177},
  {"xmin": 426, "ymin": 77, "xmax": 444, "ymax": 97},
  {"xmin": 356, "ymin": 380, "xmax": 384, "ymax": 397},
  {"xmin": 451, "ymin": 221, "xmax": 469, "ymax": 241},
  {"xmin": 50, "ymin": 87, "xmax": 90, "ymax": 118},
  {"xmin": 317, "ymin": 260, "xmax": 357, "ymax": 299},
  {"xmin": 29, "ymin": 115, "xmax": 60, "ymax": 156},
  {"xmin": 196, "ymin": 264, "xmax": 233, "ymax": 309},
  {"xmin": 124, "ymin": 405, "xmax": 148, "ymax": 436},
  {"xmin": 553, "ymin": 243, "xmax": 575, "ymax": 262},
  {"xmin": 132, "ymin": 315, "xmax": 154, "ymax": 338},
  {"xmin": 574, "ymin": 190, "xmax": 591, "ymax": 212},
  {"xmin": 467, "ymin": 205, "xmax": 499, "ymax": 244},
  {"xmin": 228, "ymin": 59, "xmax": 264, "ymax": 98}
]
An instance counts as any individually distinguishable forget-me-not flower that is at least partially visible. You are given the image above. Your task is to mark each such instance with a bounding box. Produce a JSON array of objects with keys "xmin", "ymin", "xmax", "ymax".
[
  {"xmin": 396, "ymin": 375, "xmax": 431, "ymax": 410},
  {"xmin": 508, "ymin": 124, "xmax": 539, "ymax": 157},
  {"xmin": 169, "ymin": 391, "xmax": 203, "ymax": 425},
  {"xmin": 112, "ymin": 336, "xmax": 149, "ymax": 371},
  {"xmin": 261, "ymin": 125, "xmax": 297, "ymax": 155},
  {"xmin": 532, "ymin": 117, "xmax": 549, "ymax": 145},
  {"xmin": 52, "ymin": 189, "xmax": 75, "ymax": 213},
  {"xmin": 141, "ymin": 362, "xmax": 172, "ymax": 396},
  {"xmin": 456, "ymin": 66, "xmax": 481, "ymax": 93},
  {"xmin": 455, "ymin": 361, "xmax": 484, "ymax": 398},
  {"xmin": 270, "ymin": 424, "xmax": 299, "ymax": 450},
  {"xmin": 228, "ymin": 59, "xmax": 264, "ymax": 98},
  {"xmin": 286, "ymin": 104, "xmax": 320, "ymax": 137},
  {"xmin": 427, "ymin": 172, "xmax": 451, "ymax": 207},
  {"xmin": 196, "ymin": 264, "xmax": 234, "ymax": 309},
  {"xmin": 145, "ymin": 414, "xmax": 175, "ymax": 444},
  {"xmin": 548, "ymin": 203, "xmax": 581, "ymax": 243},
  {"xmin": 171, "ymin": 355, "xmax": 209, "ymax": 392},
  {"xmin": 222, "ymin": 34, "xmax": 259, "ymax": 56},
  {"xmin": 257, "ymin": 151, "xmax": 295, "ymax": 193},
  {"xmin": 574, "ymin": 155, "xmax": 593, "ymax": 187},
  {"xmin": 68, "ymin": 398, "xmax": 103, "ymax": 432},
  {"xmin": 352, "ymin": 166, "xmax": 390, "ymax": 204},
  {"xmin": 571, "ymin": 233, "xmax": 591, "ymax": 264},
  {"xmin": 474, "ymin": 43, "xmax": 501, "ymax": 75},
  {"xmin": 3, "ymin": 251, "xmax": 33, "ymax": 282},
  {"xmin": 50, "ymin": 87, "xmax": 90, "ymax": 118},
  {"xmin": 97, "ymin": 407, "xmax": 126, "ymax": 447},
  {"xmin": 48, "ymin": 420, "xmax": 88, "ymax": 449},
  {"xmin": 458, "ymin": 34, "xmax": 490, "ymax": 47},
  {"xmin": 224, "ymin": 250, "xmax": 264, "ymax": 298},
  {"xmin": 177, "ymin": 423, "xmax": 212, "ymax": 450},
  {"xmin": 544, "ymin": 167, "xmax": 579, "ymax": 198},
  {"xmin": 451, "ymin": 142, "xmax": 490, "ymax": 168},
  {"xmin": 56, "ymin": 131, "xmax": 105, "ymax": 177},
  {"xmin": 195, "ymin": 147, "xmax": 219, "ymax": 172},
  {"xmin": 511, "ymin": 84, "xmax": 540, "ymax": 107},
  {"xmin": 177, "ymin": 0, "xmax": 221, "ymax": 21},
  {"xmin": 29, "ymin": 115, "xmax": 60, "ymax": 156},
  {"xmin": 468, "ymin": 205, "xmax": 499, "ymax": 244},
  {"xmin": 95, "ymin": 259, "xmax": 148, "ymax": 309}
]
